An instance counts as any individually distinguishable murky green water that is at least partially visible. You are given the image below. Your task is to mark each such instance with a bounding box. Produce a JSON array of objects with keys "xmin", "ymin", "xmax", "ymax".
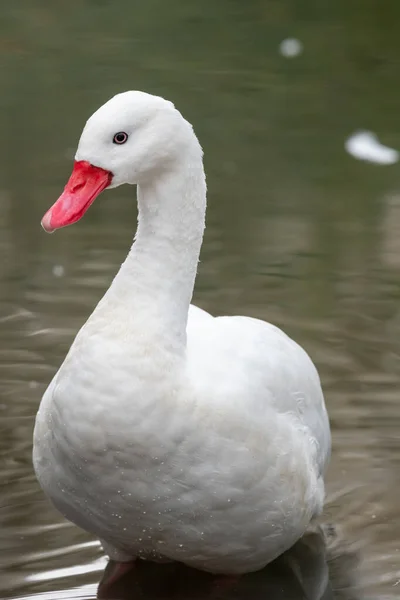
[{"xmin": 1, "ymin": 1, "xmax": 400, "ymax": 598}]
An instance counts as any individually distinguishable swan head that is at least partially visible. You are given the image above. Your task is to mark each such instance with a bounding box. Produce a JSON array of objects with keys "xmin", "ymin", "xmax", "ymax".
[{"xmin": 42, "ymin": 91, "xmax": 191, "ymax": 233}]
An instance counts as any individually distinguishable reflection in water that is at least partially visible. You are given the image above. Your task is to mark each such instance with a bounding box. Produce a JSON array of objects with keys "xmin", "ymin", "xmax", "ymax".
[
  {"xmin": 9, "ymin": 527, "xmax": 363, "ymax": 600},
  {"xmin": 99, "ymin": 528, "xmax": 333, "ymax": 600}
]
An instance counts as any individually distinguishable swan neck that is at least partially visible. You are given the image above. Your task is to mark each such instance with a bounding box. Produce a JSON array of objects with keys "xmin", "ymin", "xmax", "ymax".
[{"xmin": 111, "ymin": 142, "xmax": 206, "ymax": 346}]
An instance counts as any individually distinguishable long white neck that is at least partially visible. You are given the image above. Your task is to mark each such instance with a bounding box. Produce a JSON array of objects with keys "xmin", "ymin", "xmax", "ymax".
[{"xmin": 108, "ymin": 138, "xmax": 206, "ymax": 349}]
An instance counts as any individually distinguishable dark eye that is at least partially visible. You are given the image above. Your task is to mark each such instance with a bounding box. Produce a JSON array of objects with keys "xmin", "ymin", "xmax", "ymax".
[{"xmin": 113, "ymin": 132, "xmax": 128, "ymax": 145}]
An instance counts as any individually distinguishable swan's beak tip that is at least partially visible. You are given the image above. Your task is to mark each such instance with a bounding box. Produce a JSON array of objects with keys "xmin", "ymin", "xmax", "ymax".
[{"xmin": 41, "ymin": 218, "xmax": 55, "ymax": 234}]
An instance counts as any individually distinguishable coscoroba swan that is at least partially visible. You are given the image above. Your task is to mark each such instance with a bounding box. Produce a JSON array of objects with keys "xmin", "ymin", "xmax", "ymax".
[{"xmin": 33, "ymin": 91, "xmax": 331, "ymax": 590}]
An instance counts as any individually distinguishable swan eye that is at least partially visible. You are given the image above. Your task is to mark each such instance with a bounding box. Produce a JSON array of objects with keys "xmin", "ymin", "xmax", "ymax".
[{"xmin": 113, "ymin": 132, "xmax": 128, "ymax": 145}]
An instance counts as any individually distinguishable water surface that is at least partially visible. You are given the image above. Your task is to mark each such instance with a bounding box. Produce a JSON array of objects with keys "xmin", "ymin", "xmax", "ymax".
[{"xmin": 1, "ymin": 1, "xmax": 400, "ymax": 598}]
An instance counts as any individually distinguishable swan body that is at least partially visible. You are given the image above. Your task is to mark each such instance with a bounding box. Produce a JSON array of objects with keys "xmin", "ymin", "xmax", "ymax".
[{"xmin": 33, "ymin": 91, "xmax": 330, "ymax": 574}]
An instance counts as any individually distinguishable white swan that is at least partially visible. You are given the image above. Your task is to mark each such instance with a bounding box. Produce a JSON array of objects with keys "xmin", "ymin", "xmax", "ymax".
[{"xmin": 33, "ymin": 91, "xmax": 330, "ymax": 587}]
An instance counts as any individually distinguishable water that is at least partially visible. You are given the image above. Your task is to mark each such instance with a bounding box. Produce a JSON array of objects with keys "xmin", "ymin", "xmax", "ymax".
[{"xmin": 1, "ymin": 1, "xmax": 400, "ymax": 598}]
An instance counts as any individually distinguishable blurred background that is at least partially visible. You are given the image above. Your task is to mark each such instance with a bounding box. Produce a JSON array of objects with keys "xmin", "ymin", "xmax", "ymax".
[{"xmin": 1, "ymin": 0, "xmax": 400, "ymax": 598}]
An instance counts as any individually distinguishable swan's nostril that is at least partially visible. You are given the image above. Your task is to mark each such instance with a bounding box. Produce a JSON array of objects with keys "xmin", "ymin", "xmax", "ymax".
[{"xmin": 70, "ymin": 181, "xmax": 85, "ymax": 194}]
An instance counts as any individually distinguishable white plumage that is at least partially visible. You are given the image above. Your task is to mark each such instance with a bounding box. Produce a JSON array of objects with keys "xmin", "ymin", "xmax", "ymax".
[{"xmin": 33, "ymin": 91, "xmax": 330, "ymax": 575}]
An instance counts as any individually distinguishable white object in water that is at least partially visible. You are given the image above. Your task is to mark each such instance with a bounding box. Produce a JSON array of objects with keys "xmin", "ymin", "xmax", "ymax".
[
  {"xmin": 345, "ymin": 131, "xmax": 399, "ymax": 165},
  {"xmin": 279, "ymin": 38, "xmax": 303, "ymax": 58},
  {"xmin": 52, "ymin": 264, "xmax": 65, "ymax": 277},
  {"xmin": 33, "ymin": 91, "xmax": 331, "ymax": 579}
]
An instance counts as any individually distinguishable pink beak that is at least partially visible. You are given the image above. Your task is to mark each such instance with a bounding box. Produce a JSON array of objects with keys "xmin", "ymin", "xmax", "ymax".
[{"xmin": 41, "ymin": 160, "xmax": 112, "ymax": 233}]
